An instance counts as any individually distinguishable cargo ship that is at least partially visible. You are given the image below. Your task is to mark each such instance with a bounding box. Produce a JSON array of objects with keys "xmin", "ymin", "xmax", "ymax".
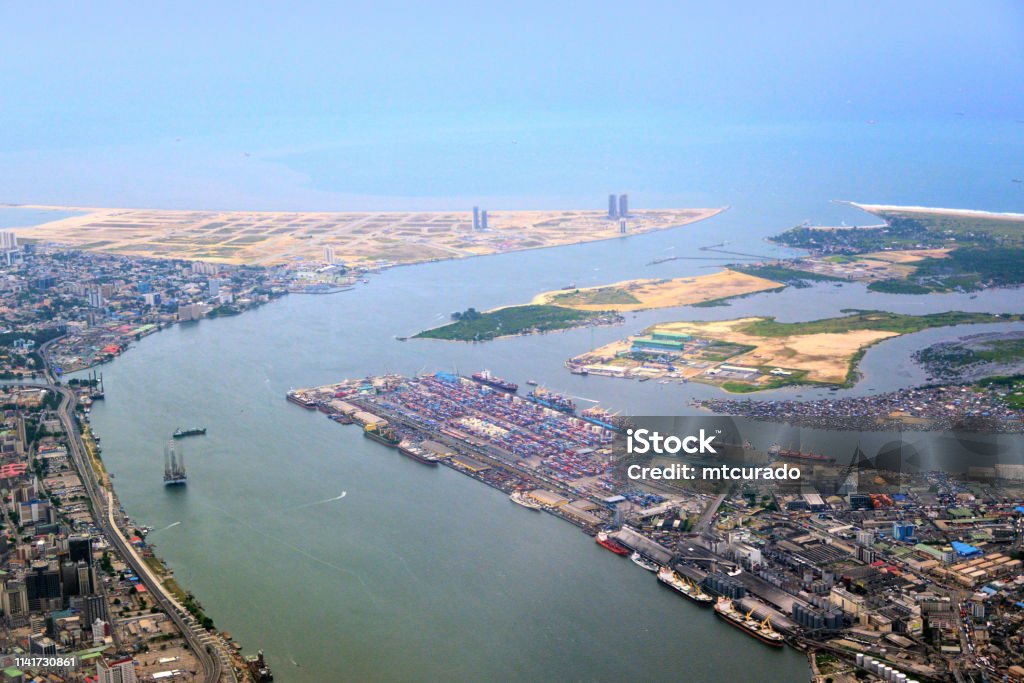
[
  {"xmin": 470, "ymin": 370, "xmax": 519, "ymax": 393},
  {"xmin": 172, "ymin": 427, "xmax": 206, "ymax": 439},
  {"xmin": 286, "ymin": 392, "xmax": 317, "ymax": 409},
  {"xmin": 595, "ymin": 531, "xmax": 630, "ymax": 556},
  {"xmin": 527, "ymin": 388, "xmax": 577, "ymax": 414},
  {"xmin": 580, "ymin": 406, "xmax": 628, "ymax": 432},
  {"xmin": 509, "ymin": 490, "xmax": 542, "ymax": 510},
  {"xmin": 713, "ymin": 598, "xmax": 785, "ymax": 647},
  {"xmin": 657, "ymin": 567, "xmax": 714, "ymax": 605},
  {"xmin": 363, "ymin": 423, "xmax": 401, "ymax": 447},
  {"xmin": 631, "ymin": 552, "xmax": 660, "ymax": 572},
  {"xmin": 398, "ymin": 441, "xmax": 439, "ymax": 465},
  {"xmin": 768, "ymin": 444, "xmax": 836, "ymax": 464}
]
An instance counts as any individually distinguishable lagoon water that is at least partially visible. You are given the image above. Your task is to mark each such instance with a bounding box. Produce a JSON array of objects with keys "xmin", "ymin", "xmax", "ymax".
[{"xmin": 40, "ymin": 115, "xmax": 1022, "ymax": 682}]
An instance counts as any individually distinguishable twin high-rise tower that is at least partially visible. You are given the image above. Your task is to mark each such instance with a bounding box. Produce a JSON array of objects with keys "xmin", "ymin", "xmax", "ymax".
[
  {"xmin": 607, "ymin": 193, "xmax": 629, "ymax": 219},
  {"xmin": 472, "ymin": 206, "xmax": 488, "ymax": 230}
]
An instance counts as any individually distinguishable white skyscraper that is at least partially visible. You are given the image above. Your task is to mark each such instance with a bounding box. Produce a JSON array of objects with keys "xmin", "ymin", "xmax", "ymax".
[
  {"xmin": 0, "ymin": 231, "xmax": 17, "ymax": 250},
  {"xmin": 323, "ymin": 245, "xmax": 336, "ymax": 263}
]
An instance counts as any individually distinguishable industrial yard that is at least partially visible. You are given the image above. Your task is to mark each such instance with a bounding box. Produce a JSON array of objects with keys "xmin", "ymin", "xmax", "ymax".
[{"xmin": 567, "ymin": 312, "xmax": 1021, "ymax": 392}]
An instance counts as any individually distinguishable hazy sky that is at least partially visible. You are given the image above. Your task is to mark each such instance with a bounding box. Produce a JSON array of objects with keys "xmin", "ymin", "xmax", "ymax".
[{"xmin": 1, "ymin": 2, "xmax": 1022, "ymax": 210}]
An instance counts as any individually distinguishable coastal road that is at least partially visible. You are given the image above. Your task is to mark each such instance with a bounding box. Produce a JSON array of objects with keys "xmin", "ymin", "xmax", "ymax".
[{"xmin": 36, "ymin": 382, "xmax": 227, "ymax": 683}]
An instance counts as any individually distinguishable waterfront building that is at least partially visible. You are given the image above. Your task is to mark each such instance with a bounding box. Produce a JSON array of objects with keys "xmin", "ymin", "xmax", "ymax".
[
  {"xmin": 323, "ymin": 245, "xmax": 336, "ymax": 263},
  {"xmin": 480, "ymin": 210, "xmax": 488, "ymax": 229},
  {"xmin": 607, "ymin": 194, "xmax": 617, "ymax": 218},
  {"xmin": 473, "ymin": 205, "xmax": 480, "ymax": 230},
  {"xmin": 208, "ymin": 278, "xmax": 221, "ymax": 298},
  {"xmin": 618, "ymin": 193, "xmax": 628, "ymax": 217}
]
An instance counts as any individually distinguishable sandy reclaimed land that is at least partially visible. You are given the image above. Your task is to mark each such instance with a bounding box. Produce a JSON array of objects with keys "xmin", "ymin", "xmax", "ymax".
[
  {"xmin": 577, "ymin": 317, "xmax": 899, "ymax": 384},
  {"xmin": 849, "ymin": 202, "xmax": 1024, "ymax": 221},
  {"xmin": 9, "ymin": 204, "xmax": 725, "ymax": 267},
  {"xmin": 532, "ymin": 269, "xmax": 781, "ymax": 311},
  {"xmin": 858, "ymin": 248, "xmax": 951, "ymax": 264}
]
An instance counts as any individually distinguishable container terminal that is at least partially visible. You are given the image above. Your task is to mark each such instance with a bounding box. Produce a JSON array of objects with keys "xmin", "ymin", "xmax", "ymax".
[{"xmin": 285, "ymin": 372, "xmax": 810, "ymax": 652}]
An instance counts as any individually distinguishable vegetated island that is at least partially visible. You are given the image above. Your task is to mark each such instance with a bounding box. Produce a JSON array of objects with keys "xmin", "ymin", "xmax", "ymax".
[
  {"xmin": 566, "ymin": 310, "xmax": 1024, "ymax": 393},
  {"xmin": 413, "ymin": 269, "xmax": 783, "ymax": 342},
  {"xmin": 763, "ymin": 202, "xmax": 1024, "ymax": 294},
  {"xmin": 9, "ymin": 203, "xmax": 725, "ymax": 267},
  {"xmin": 413, "ymin": 305, "xmax": 623, "ymax": 342}
]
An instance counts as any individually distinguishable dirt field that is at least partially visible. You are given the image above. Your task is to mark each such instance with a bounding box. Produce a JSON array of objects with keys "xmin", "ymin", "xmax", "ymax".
[
  {"xmin": 858, "ymin": 248, "xmax": 951, "ymax": 263},
  {"xmin": 574, "ymin": 317, "xmax": 899, "ymax": 385},
  {"xmin": 532, "ymin": 269, "xmax": 781, "ymax": 311},
  {"xmin": 11, "ymin": 204, "xmax": 724, "ymax": 266},
  {"xmin": 653, "ymin": 319, "xmax": 898, "ymax": 383}
]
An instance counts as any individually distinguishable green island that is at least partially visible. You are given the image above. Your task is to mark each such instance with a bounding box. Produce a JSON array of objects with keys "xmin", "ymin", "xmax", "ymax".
[{"xmin": 414, "ymin": 305, "xmax": 621, "ymax": 341}]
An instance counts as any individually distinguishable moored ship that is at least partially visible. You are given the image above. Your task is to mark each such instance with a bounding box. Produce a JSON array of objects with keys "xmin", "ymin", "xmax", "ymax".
[
  {"xmin": 172, "ymin": 427, "xmax": 206, "ymax": 439},
  {"xmin": 470, "ymin": 370, "xmax": 519, "ymax": 393},
  {"xmin": 657, "ymin": 566, "xmax": 713, "ymax": 605},
  {"xmin": 245, "ymin": 650, "xmax": 273, "ymax": 682},
  {"xmin": 509, "ymin": 490, "xmax": 542, "ymax": 510},
  {"xmin": 631, "ymin": 552, "xmax": 660, "ymax": 572},
  {"xmin": 286, "ymin": 392, "xmax": 317, "ymax": 409},
  {"xmin": 398, "ymin": 440, "xmax": 439, "ymax": 465},
  {"xmin": 363, "ymin": 423, "xmax": 401, "ymax": 447},
  {"xmin": 768, "ymin": 444, "xmax": 835, "ymax": 464},
  {"xmin": 527, "ymin": 388, "xmax": 577, "ymax": 414},
  {"xmin": 580, "ymin": 406, "xmax": 628, "ymax": 432},
  {"xmin": 713, "ymin": 597, "xmax": 785, "ymax": 647},
  {"xmin": 595, "ymin": 531, "xmax": 630, "ymax": 556}
]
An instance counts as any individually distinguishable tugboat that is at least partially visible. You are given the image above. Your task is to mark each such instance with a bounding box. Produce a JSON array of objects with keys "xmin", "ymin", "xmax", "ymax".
[
  {"xmin": 657, "ymin": 566, "xmax": 714, "ymax": 605},
  {"xmin": 713, "ymin": 598, "xmax": 785, "ymax": 647},
  {"xmin": 595, "ymin": 531, "xmax": 630, "ymax": 556},
  {"xmin": 172, "ymin": 427, "xmax": 206, "ymax": 439}
]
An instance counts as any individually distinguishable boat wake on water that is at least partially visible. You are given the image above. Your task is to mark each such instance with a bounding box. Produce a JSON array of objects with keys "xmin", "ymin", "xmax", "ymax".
[
  {"xmin": 280, "ymin": 491, "xmax": 347, "ymax": 512},
  {"xmin": 152, "ymin": 521, "xmax": 182, "ymax": 534}
]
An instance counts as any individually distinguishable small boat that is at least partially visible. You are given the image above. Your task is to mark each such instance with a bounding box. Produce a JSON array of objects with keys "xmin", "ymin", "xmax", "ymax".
[
  {"xmin": 172, "ymin": 427, "xmax": 207, "ymax": 439},
  {"xmin": 630, "ymin": 552, "xmax": 660, "ymax": 572},
  {"xmin": 526, "ymin": 379, "xmax": 539, "ymax": 386},
  {"xmin": 509, "ymin": 491, "xmax": 542, "ymax": 510}
]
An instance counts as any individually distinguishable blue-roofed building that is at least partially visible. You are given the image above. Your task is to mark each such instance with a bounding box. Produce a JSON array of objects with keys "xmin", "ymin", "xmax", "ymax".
[
  {"xmin": 951, "ymin": 541, "xmax": 982, "ymax": 557},
  {"xmin": 1014, "ymin": 505, "xmax": 1024, "ymax": 514}
]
